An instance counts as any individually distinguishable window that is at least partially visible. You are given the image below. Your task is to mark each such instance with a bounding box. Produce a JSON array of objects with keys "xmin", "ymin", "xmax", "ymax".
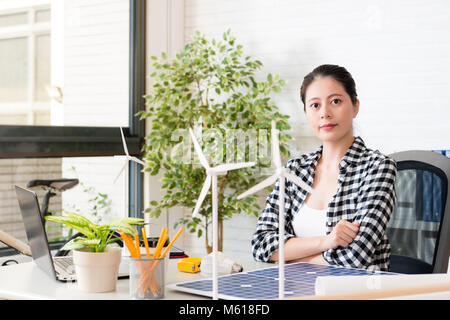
[
  {"xmin": 0, "ymin": 4, "xmax": 51, "ymax": 125},
  {"xmin": 0, "ymin": 0, "xmax": 146, "ymax": 256},
  {"xmin": 0, "ymin": 1, "xmax": 130, "ymax": 127}
]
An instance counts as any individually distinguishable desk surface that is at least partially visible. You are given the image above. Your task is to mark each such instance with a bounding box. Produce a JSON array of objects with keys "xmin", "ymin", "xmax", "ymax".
[
  {"xmin": 1, "ymin": 255, "xmax": 449, "ymax": 300},
  {"xmin": 0, "ymin": 254, "xmax": 268, "ymax": 300}
]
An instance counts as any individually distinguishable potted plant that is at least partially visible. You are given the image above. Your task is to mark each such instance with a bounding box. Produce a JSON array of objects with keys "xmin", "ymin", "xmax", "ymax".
[
  {"xmin": 45, "ymin": 212, "xmax": 145, "ymax": 292},
  {"xmin": 139, "ymin": 29, "xmax": 292, "ymax": 253}
]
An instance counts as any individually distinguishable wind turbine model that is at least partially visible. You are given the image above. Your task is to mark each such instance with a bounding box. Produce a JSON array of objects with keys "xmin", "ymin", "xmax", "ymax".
[
  {"xmin": 113, "ymin": 127, "xmax": 146, "ymax": 184},
  {"xmin": 189, "ymin": 127, "xmax": 256, "ymax": 300},
  {"xmin": 237, "ymin": 120, "xmax": 326, "ymax": 298},
  {"xmin": 113, "ymin": 127, "xmax": 147, "ymax": 221}
]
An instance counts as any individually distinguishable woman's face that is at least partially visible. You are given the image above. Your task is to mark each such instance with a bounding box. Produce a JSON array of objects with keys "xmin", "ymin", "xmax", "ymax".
[{"xmin": 304, "ymin": 76, "xmax": 359, "ymax": 143}]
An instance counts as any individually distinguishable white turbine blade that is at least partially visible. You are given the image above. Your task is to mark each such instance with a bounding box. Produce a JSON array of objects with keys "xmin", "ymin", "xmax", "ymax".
[
  {"xmin": 189, "ymin": 128, "xmax": 210, "ymax": 169},
  {"xmin": 271, "ymin": 121, "xmax": 282, "ymax": 169},
  {"xmin": 120, "ymin": 128, "xmax": 146, "ymax": 167},
  {"xmin": 192, "ymin": 175, "xmax": 212, "ymax": 218},
  {"xmin": 284, "ymin": 172, "xmax": 326, "ymax": 202},
  {"xmin": 237, "ymin": 174, "xmax": 279, "ymax": 199},
  {"xmin": 213, "ymin": 162, "xmax": 256, "ymax": 173},
  {"xmin": 128, "ymin": 155, "xmax": 146, "ymax": 167},
  {"xmin": 119, "ymin": 127, "xmax": 130, "ymax": 156},
  {"xmin": 113, "ymin": 161, "xmax": 128, "ymax": 184}
]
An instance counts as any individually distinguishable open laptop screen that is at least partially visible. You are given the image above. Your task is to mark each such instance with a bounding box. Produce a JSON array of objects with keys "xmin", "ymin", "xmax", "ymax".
[{"xmin": 15, "ymin": 185, "xmax": 58, "ymax": 281}]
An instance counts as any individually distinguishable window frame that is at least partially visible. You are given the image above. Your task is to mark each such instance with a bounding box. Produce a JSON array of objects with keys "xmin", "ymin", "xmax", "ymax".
[{"xmin": 0, "ymin": 0, "xmax": 147, "ymax": 255}]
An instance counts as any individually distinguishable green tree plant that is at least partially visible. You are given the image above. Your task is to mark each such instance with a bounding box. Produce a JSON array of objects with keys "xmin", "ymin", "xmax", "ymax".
[{"xmin": 139, "ymin": 29, "xmax": 292, "ymax": 253}]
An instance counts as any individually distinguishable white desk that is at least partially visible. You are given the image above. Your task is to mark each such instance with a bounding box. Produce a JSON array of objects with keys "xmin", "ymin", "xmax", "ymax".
[
  {"xmin": 1, "ymin": 255, "xmax": 449, "ymax": 300},
  {"xmin": 0, "ymin": 254, "xmax": 269, "ymax": 300}
]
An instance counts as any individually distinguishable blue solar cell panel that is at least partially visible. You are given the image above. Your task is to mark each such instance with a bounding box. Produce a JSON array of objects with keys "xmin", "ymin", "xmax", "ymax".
[
  {"xmin": 174, "ymin": 273, "xmax": 315, "ymax": 299},
  {"xmin": 170, "ymin": 262, "xmax": 395, "ymax": 300}
]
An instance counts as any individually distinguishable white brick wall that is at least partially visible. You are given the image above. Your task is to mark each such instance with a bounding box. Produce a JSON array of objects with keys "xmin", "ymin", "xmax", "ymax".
[
  {"xmin": 185, "ymin": 0, "xmax": 450, "ymax": 151},
  {"xmin": 62, "ymin": 0, "xmax": 129, "ymax": 127},
  {"xmin": 145, "ymin": 0, "xmax": 187, "ymax": 245},
  {"xmin": 148, "ymin": 0, "xmax": 450, "ymax": 258}
]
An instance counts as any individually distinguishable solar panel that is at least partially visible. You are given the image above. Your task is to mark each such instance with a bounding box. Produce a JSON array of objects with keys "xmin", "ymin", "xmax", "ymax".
[{"xmin": 168, "ymin": 262, "xmax": 395, "ymax": 299}]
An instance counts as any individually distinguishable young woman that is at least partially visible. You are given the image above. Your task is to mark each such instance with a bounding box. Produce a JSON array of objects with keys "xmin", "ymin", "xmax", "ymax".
[{"xmin": 251, "ymin": 64, "xmax": 397, "ymax": 271}]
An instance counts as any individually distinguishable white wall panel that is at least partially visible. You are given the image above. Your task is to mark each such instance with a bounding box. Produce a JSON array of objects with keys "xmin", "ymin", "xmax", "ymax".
[{"xmin": 176, "ymin": 0, "xmax": 450, "ymax": 257}]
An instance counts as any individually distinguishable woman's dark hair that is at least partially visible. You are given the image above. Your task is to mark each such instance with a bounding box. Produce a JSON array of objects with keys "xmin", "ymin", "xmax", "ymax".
[{"xmin": 300, "ymin": 64, "xmax": 358, "ymax": 111}]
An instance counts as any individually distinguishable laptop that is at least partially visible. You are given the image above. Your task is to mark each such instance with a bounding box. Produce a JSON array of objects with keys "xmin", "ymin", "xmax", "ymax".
[{"xmin": 15, "ymin": 185, "xmax": 129, "ymax": 282}]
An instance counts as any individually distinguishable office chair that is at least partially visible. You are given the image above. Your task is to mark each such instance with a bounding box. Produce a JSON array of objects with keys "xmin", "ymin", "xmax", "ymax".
[{"xmin": 387, "ymin": 150, "xmax": 450, "ymax": 274}]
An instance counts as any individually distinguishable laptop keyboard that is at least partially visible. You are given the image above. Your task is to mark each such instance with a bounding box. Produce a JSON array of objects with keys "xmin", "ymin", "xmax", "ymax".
[{"xmin": 54, "ymin": 257, "xmax": 75, "ymax": 275}]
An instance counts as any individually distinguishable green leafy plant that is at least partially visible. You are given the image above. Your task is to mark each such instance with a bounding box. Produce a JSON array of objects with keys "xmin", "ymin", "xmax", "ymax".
[
  {"xmin": 139, "ymin": 29, "xmax": 292, "ymax": 252},
  {"xmin": 45, "ymin": 212, "xmax": 145, "ymax": 253}
]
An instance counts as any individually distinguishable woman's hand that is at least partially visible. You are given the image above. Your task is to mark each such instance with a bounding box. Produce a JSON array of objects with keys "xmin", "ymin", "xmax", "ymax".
[{"xmin": 323, "ymin": 220, "xmax": 360, "ymax": 250}]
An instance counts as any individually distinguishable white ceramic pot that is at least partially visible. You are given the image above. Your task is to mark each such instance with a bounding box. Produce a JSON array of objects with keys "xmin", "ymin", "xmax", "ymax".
[{"xmin": 72, "ymin": 246, "xmax": 122, "ymax": 293}]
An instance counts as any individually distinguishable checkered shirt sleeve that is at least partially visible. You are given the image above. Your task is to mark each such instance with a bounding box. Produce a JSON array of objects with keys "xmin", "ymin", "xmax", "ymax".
[{"xmin": 322, "ymin": 158, "xmax": 397, "ymax": 270}]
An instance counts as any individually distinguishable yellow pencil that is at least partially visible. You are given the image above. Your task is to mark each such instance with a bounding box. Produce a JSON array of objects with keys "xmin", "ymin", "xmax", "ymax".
[
  {"xmin": 141, "ymin": 227, "xmax": 151, "ymax": 259},
  {"xmin": 136, "ymin": 228, "xmax": 184, "ymax": 294},
  {"xmin": 134, "ymin": 233, "xmax": 141, "ymax": 259},
  {"xmin": 119, "ymin": 229, "xmax": 137, "ymax": 258},
  {"xmin": 160, "ymin": 228, "xmax": 183, "ymax": 258},
  {"xmin": 154, "ymin": 233, "xmax": 168, "ymax": 259},
  {"xmin": 152, "ymin": 228, "xmax": 167, "ymax": 259}
]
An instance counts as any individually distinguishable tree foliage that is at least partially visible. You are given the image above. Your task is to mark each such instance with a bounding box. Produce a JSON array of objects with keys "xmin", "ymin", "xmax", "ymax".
[{"xmin": 139, "ymin": 29, "xmax": 292, "ymax": 241}]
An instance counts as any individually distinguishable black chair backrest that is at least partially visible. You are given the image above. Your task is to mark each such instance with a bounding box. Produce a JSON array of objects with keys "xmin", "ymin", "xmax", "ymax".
[{"xmin": 388, "ymin": 150, "xmax": 450, "ymax": 274}]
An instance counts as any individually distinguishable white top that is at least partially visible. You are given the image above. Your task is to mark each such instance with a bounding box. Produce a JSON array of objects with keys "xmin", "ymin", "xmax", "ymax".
[{"xmin": 292, "ymin": 202, "xmax": 327, "ymax": 238}]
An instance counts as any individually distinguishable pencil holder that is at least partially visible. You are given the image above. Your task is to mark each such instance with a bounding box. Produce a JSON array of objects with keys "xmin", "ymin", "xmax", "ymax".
[{"xmin": 129, "ymin": 257, "xmax": 165, "ymax": 299}]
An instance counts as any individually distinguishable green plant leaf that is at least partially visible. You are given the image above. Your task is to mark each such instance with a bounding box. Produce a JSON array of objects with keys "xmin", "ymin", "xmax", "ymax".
[
  {"xmin": 46, "ymin": 212, "xmax": 95, "ymax": 238},
  {"xmin": 46, "ymin": 213, "xmax": 145, "ymax": 252},
  {"xmin": 107, "ymin": 217, "xmax": 145, "ymax": 235},
  {"xmin": 60, "ymin": 237, "xmax": 93, "ymax": 251}
]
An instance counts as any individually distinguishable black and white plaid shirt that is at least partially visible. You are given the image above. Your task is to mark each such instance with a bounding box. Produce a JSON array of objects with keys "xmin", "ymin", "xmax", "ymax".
[{"xmin": 252, "ymin": 136, "xmax": 397, "ymax": 271}]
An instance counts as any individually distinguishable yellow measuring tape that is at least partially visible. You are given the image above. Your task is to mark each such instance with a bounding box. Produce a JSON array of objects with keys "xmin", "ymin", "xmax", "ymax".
[{"xmin": 177, "ymin": 257, "xmax": 202, "ymax": 273}]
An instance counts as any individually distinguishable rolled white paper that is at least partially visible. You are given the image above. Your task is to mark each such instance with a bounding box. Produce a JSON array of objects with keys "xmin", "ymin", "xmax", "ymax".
[{"xmin": 315, "ymin": 273, "xmax": 450, "ymax": 296}]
